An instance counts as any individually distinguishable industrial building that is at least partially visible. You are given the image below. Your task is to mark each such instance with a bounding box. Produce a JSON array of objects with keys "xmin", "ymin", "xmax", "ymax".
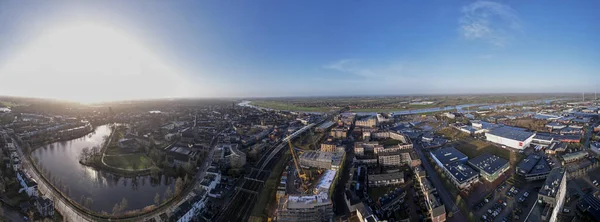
[
  {"xmin": 276, "ymin": 192, "xmax": 334, "ymax": 222},
  {"xmin": 431, "ymin": 147, "xmax": 478, "ymax": 189},
  {"xmin": 545, "ymin": 142, "xmax": 567, "ymax": 155},
  {"xmin": 367, "ymin": 172, "xmax": 404, "ymax": 187},
  {"xmin": 315, "ymin": 121, "xmax": 335, "ymax": 133},
  {"xmin": 467, "ymin": 153, "xmax": 509, "ymax": 182},
  {"xmin": 537, "ymin": 168, "xmax": 567, "ymax": 222},
  {"xmin": 299, "ymin": 151, "xmax": 345, "ymax": 170},
  {"xmin": 277, "ymin": 170, "xmax": 338, "ymax": 221},
  {"xmin": 485, "ymin": 126, "xmax": 535, "ymax": 149},
  {"xmin": 561, "ymin": 151, "xmax": 588, "ymax": 164},
  {"xmin": 355, "ymin": 116, "xmax": 377, "ymax": 128},
  {"xmin": 516, "ymin": 153, "xmax": 553, "ymax": 181},
  {"xmin": 431, "ymin": 147, "xmax": 468, "ymax": 165}
]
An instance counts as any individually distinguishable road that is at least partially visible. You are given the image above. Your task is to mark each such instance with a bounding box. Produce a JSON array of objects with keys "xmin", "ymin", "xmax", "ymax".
[
  {"xmin": 12, "ymin": 137, "xmax": 91, "ymax": 222},
  {"xmin": 413, "ymin": 142, "xmax": 467, "ymax": 222},
  {"xmin": 583, "ymin": 119, "xmax": 600, "ymax": 149},
  {"xmin": 12, "ymin": 127, "xmax": 227, "ymax": 222}
]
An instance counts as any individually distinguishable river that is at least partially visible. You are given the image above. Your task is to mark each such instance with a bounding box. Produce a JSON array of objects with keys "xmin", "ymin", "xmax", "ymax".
[
  {"xmin": 239, "ymin": 99, "xmax": 558, "ymax": 116},
  {"xmin": 31, "ymin": 125, "xmax": 174, "ymax": 213}
]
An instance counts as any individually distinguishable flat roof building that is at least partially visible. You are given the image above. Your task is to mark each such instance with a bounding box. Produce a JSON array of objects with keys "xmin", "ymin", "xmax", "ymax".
[
  {"xmin": 516, "ymin": 153, "xmax": 553, "ymax": 181},
  {"xmin": 276, "ymin": 192, "xmax": 334, "ymax": 222},
  {"xmin": 315, "ymin": 121, "xmax": 335, "ymax": 132},
  {"xmin": 367, "ymin": 172, "xmax": 404, "ymax": 187},
  {"xmin": 537, "ymin": 168, "xmax": 567, "ymax": 222},
  {"xmin": 277, "ymin": 169, "xmax": 338, "ymax": 222},
  {"xmin": 431, "ymin": 147, "xmax": 478, "ymax": 189},
  {"xmin": 468, "ymin": 153, "xmax": 509, "ymax": 182},
  {"xmin": 561, "ymin": 151, "xmax": 588, "ymax": 164},
  {"xmin": 431, "ymin": 147, "xmax": 468, "ymax": 165},
  {"xmin": 485, "ymin": 126, "xmax": 535, "ymax": 149},
  {"xmin": 577, "ymin": 194, "xmax": 600, "ymax": 221},
  {"xmin": 299, "ymin": 151, "xmax": 345, "ymax": 170}
]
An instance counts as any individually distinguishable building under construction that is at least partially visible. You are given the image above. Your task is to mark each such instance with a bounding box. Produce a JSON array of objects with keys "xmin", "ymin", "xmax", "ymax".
[
  {"xmin": 275, "ymin": 139, "xmax": 339, "ymax": 221},
  {"xmin": 275, "ymin": 170, "xmax": 337, "ymax": 222}
]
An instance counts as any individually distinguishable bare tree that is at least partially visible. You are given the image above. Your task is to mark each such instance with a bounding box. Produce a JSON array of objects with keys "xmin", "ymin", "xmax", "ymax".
[
  {"xmin": 175, "ymin": 177, "xmax": 184, "ymax": 195},
  {"xmin": 112, "ymin": 203, "xmax": 121, "ymax": 215},
  {"xmin": 80, "ymin": 147, "xmax": 90, "ymax": 161},
  {"xmin": 119, "ymin": 198, "xmax": 128, "ymax": 213},
  {"xmin": 154, "ymin": 192, "xmax": 161, "ymax": 206},
  {"xmin": 164, "ymin": 186, "xmax": 172, "ymax": 201}
]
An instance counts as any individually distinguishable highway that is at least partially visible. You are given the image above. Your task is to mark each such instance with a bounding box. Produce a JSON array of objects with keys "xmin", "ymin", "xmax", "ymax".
[{"xmin": 413, "ymin": 142, "xmax": 467, "ymax": 222}]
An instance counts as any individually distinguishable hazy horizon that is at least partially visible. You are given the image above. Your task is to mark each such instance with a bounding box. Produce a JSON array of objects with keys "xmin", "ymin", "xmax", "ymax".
[{"xmin": 1, "ymin": 1, "xmax": 599, "ymax": 102}]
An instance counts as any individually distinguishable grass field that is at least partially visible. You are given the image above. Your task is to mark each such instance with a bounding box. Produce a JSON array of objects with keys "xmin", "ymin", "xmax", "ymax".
[
  {"xmin": 103, "ymin": 153, "xmax": 155, "ymax": 170},
  {"xmin": 439, "ymin": 127, "xmax": 525, "ymax": 165},
  {"xmin": 250, "ymin": 101, "xmax": 332, "ymax": 112},
  {"xmin": 436, "ymin": 127, "xmax": 470, "ymax": 140}
]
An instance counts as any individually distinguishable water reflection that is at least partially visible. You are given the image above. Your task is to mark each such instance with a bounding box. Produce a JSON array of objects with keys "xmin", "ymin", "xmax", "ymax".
[{"xmin": 31, "ymin": 125, "xmax": 174, "ymax": 213}]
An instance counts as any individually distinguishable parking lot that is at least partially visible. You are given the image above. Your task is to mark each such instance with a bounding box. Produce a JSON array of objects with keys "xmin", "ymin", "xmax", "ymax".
[{"xmin": 469, "ymin": 175, "xmax": 543, "ymax": 222}]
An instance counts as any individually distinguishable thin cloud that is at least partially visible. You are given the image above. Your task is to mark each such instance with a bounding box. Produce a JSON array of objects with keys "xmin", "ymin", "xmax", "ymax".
[
  {"xmin": 324, "ymin": 59, "xmax": 376, "ymax": 78},
  {"xmin": 459, "ymin": 1, "xmax": 521, "ymax": 47},
  {"xmin": 323, "ymin": 59, "xmax": 418, "ymax": 81}
]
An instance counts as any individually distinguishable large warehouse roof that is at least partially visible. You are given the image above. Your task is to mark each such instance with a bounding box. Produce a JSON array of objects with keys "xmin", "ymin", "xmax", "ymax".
[
  {"xmin": 487, "ymin": 126, "xmax": 535, "ymax": 141},
  {"xmin": 431, "ymin": 147, "xmax": 467, "ymax": 165},
  {"xmin": 468, "ymin": 153, "xmax": 509, "ymax": 175},
  {"xmin": 447, "ymin": 162, "xmax": 478, "ymax": 183}
]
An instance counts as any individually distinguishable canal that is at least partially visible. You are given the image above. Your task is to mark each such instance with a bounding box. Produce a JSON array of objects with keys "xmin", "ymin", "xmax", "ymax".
[{"xmin": 31, "ymin": 125, "xmax": 174, "ymax": 214}]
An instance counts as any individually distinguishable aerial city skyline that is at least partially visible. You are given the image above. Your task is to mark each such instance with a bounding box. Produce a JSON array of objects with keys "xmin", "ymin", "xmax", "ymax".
[
  {"xmin": 0, "ymin": 1, "xmax": 599, "ymax": 103},
  {"xmin": 2, "ymin": 1, "xmax": 600, "ymax": 222}
]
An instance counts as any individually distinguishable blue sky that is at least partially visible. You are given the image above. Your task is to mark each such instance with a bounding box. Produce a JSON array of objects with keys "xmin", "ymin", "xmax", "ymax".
[{"xmin": 0, "ymin": 1, "xmax": 599, "ymax": 101}]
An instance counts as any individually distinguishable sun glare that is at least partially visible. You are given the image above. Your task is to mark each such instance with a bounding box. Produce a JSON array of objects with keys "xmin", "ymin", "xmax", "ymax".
[{"xmin": 0, "ymin": 22, "xmax": 193, "ymax": 103}]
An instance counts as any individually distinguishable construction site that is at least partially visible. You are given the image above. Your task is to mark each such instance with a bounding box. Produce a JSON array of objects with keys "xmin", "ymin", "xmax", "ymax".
[{"xmin": 273, "ymin": 139, "xmax": 344, "ymax": 221}]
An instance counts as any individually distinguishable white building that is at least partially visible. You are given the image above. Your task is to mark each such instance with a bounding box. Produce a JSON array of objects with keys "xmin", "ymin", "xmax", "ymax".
[
  {"xmin": 17, "ymin": 170, "xmax": 38, "ymax": 197},
  {"xmin": 170, "ymin": 190, "xmax": 208, "ymax": 222},
  {"xmin": 485, "ymin": 126, "xmax": 535, "ymax": 149},
  {"xmin": 442, "ymin": 112, "xmax": 455, "ymax": 119}
]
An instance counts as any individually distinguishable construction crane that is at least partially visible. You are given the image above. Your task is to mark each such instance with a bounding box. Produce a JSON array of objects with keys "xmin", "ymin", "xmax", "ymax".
[{"xmin": 288, "ymin": 139, "xmax": 309, "ymax": 190}]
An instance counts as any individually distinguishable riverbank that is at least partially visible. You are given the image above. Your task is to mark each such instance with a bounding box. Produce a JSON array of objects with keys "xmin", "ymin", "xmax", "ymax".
[
  {"xmin": 79, "ymin": 158, "xmax": 158, "ymax": 177},
  {"xmin": 23, "ymin": 124, "xmax": 184, "ymax": 220},
  {"xmin": 27, "ymin": 124, "xmax": 95, "ymax": 148},
  {"xmin": 78, "ymin": 124, "xmax": 164, "ymax": 177}
]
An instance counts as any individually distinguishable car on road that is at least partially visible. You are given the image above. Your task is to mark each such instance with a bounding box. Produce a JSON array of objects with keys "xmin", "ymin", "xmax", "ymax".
[{"xmin": 563, "ymin": 208, "xmax": 570, "ymax": 213}]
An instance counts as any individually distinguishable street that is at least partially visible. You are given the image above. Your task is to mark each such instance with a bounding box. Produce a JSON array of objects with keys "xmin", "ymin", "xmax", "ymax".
[{"xmin": 413, "ymin": 141, "xmax": 467, "ymax": 222}]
